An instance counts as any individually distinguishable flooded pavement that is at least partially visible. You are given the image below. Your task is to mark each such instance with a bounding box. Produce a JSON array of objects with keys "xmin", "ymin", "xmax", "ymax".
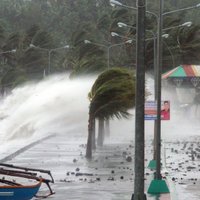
[
  {"xmin": 2, "ymin": 133, "xmax": 200, "ymax": 199},
  {"xmin": 1, "ymin": 133, "xmax": 172, "ymax": 200},
  {"xmin": 164, "ymin": 138, "xmax": 200, "ymax": 200}
]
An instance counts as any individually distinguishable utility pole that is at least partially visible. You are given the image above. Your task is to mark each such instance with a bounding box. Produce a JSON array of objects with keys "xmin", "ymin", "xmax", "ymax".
[
  {"xmin": 132, "ymin": 0, "xmax": 146, "ymax": 199},
  {"xmin": 155, "ymin": 0, "xmax": 163, "ymax": 180},
  {"xmin": 148, "ymin": 0, "xmax": 199, "ymax": 195}
]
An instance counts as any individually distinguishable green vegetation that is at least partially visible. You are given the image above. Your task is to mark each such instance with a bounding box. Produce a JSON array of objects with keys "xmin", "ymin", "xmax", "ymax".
[
  {"xmin": 0, "ymin": 0, "xmax": 200, "ymax": 91},
  {"xmin": 86, "ymin": 68, "xmax": 136, "ymax": 158}
]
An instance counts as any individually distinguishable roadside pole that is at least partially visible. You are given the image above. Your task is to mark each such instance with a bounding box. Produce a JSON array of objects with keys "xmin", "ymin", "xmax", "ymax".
[{"xmin": 132, "ymin": 0, "xmax": 146, "ymax": 199}]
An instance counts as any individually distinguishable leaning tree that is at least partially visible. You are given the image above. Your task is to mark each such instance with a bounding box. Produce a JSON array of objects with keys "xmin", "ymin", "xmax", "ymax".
[{"xmin": 86, "ymin": 68, "xmax": 136, "ymax": 158}]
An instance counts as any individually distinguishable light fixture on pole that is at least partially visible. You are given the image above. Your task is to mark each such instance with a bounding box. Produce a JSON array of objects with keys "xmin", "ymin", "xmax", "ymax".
[
  {"xmin": 84, "ymin": 39, "xmax": 110, "ymax": 69},
  {"xmin": 84, "ymin": 39, "xmax": 132, "ymax": 69},
  {"xmin": 163, "ymin": 21, "xmax": 192, "ymax": 31},
  {"xmin": 30, "ymin": 44, "xmax": 69, "ymax": 75},
  {"xmin": 111, "ymin": 31, "xmax": 134, "ymax": 40},
  {"xmin": 0, "ymin": 49, "xmax": 16, "ymax": 55},
  {"xmin": 110, "ymin": 0, "xmax": 200, "ymax": 17},
  {"xmin": 117, "ymin": 22, "xmax": 158, "ymax": 72},
  {"xmin": 117, "ymin": 20, "xmax": 192, "ymax": 75},
  {"xmin": 114, "ymin": 25, "xmax": 170, "ymax": 75},
  {"xmin": 110, "ymin": 0, "xmax": 157, "ymax": 19},
  {"xmin": 0, "ymin": 49, "xmax": 16, "ymax": 78},
  {"xmin": 118, "ymin": 21, "xmax": 192, "ymax": 33},
  {"xmin": 117, "ymin": 22, "xmax": 130, "ymax": 28},
  {"xmin": 110, "ymin": 0, "xmax": 137, "ymax": 10},
  {"xmin": 181, "ymin": 21, "xmax": 192, "ymax": 27},
  {"xmin": 163, "ymin": 3, "xmax": 200, "ymax": 16}
]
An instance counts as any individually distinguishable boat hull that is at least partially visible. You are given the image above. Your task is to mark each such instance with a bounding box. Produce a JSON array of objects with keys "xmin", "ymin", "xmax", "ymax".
[{"xmin": 0, "ymin": 182, "xmax": 41, "ymax": 200}]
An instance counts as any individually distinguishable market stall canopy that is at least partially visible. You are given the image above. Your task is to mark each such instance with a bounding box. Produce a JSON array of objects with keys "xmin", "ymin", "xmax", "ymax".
[
  {"xmin": 162, "ymin": 65, "xmax": 200, "ymax": 79},
  {"xmin": 162, "ymin": 65, "xmax": 200, "ymax": 104},
  {"xmin": 162, "ymin": 65, "xmax": 200, "ymax": 87}
]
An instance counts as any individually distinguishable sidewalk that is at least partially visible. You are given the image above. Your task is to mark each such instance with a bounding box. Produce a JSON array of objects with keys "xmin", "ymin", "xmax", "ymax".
[{"xmin": 0, "ymin": 133, "xmax": 175, "ymax": 200}]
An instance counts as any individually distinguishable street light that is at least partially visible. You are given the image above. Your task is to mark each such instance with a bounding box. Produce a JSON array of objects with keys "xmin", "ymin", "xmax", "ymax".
[
  {"xmin": 112, "ymin": 29, "xmax": 169, "ymax": 69},
  {"xmin": 117, "ymin": 21, "xmax": 191, "ymax": 69},
  {"xmin": 111, "ymin": 0, "xmax": 200, "ymax": 196},
  {"xmin": 0, "ymin": 49, "xmax": 16, "ymax": 73},
  {"xmin": 110, "ymin": 0, "xmax": 157, "ymax": 19},
  {"xmin": 154, "ymin": 2, "xmax": 199, "ymax": 186},
  {"xmin": 115, "ymin": 20, "xmax": 191, "ymax": 189},
  {"xmin": 163, "ymin": 21, "xmax": 192, "ymax": 31},
  {"xmin": 110, "ymin": 0, "xmax": 127, "ymax": 7},
  {"xmin": 0, "ymin": 49, "xmax": 16, "ymax": 55},
  {"xmin": 29, "ymin": 44, "xmax": 69, "ymax": 75},
  {"xmin": 0, "ymin": 49, "xmax": 16, "ymax": 94},
  {"xmin": 116, "ymin": 19, "xmax": 192, "ymax": 164},
  {"xmin": 163, "ymin": 3, "xmax": 200, "ymax": 16},
  {"xmin": 110, "ymin": 0, "xmax": 200, "ymax": 18},
  {"xmin": 117, "ymin": 20, "xmax": 192, "ymax": 63},
  {"xmin": 111, "ymin": 32, "xmax": 134, "ymax": 41},
  {"xmin": 118, "ymin": 21, "xmax": 192, "ymax": 32},
  {"xmin": 0, "ymin": 48, "xmax": 16, "ymax": 75},
  {"xmin": 84, "ymin": 39, "xmax": 132, "ymax": 68},
  {"xmin": 147, "ymin": 2, "xmax": 198, "ymax": 194}
]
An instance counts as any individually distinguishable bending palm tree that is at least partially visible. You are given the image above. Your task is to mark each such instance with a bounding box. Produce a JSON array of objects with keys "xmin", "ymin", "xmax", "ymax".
[{"xmin": 86, "ymin": 68, "xmax": 136, "ymax": 158}]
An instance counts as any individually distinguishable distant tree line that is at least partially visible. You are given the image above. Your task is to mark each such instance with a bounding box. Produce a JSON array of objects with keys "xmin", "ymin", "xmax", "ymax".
[{"xmin": 0, "ymin": 0, "xmax": 200, "ymax": 90}]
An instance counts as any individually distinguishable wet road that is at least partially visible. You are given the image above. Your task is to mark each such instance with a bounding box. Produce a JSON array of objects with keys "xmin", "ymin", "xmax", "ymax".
[{"xmin": 2, "ymin": 134, "xmax": 171, "ymax": 200}]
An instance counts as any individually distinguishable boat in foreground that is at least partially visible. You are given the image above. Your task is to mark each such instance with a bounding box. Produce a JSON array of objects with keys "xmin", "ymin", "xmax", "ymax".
[{"xmin": 0, "ymin": 163, "xmax": 55, "ymax": 200}]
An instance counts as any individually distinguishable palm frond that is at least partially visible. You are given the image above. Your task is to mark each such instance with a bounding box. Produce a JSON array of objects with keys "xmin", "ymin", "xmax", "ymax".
[{"xmin": 89, "ymin": 68, "xmax": 136, "ymax": 119}]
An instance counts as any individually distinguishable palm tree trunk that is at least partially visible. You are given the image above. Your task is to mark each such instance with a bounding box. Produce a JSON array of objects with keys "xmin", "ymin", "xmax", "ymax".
[
  {"xmin": 86, "ymin": 113, "xmax": 94, "ymax": 158},
  {"xmin": 97, "ymin": 118, "xmax": 104, "ymax": 146},
  {"xmin": 92, "ymin": 118, "xmax": 96, "ymax": 150},
  {"xmin": 105, "ymin": 119, "xmax": 110, "ymax": 137}
]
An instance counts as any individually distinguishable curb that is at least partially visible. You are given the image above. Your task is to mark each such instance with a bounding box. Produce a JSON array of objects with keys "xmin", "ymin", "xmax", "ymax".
[{"xmin": 0, "ymin": 134, "xmax": 55, "ymax": 162}]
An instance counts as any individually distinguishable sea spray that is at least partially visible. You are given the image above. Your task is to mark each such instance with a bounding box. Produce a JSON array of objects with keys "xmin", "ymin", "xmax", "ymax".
[
  {"xmin": 0, "ymin": 74, "xmax": 95, "ymax": 143},
  {"xmin": 0, "ymin": 73, "xmax": 199, "ymax": 154},
  {"xmin": 145, "ymin": 75, "xmax": 200, "ymax": 141}
]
